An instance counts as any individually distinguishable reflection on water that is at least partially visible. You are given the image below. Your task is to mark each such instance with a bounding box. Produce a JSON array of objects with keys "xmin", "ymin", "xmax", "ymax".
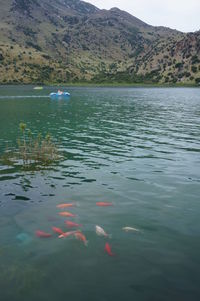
[{"xmin": 0, "ymin": 86, "xmax": 200, "ymax": 301}]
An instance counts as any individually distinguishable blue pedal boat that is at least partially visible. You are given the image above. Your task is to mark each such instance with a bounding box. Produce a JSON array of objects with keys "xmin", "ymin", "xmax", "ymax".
[{"xmin": 50, "ymin": 91, "xmax": 70, "ymax": 99}]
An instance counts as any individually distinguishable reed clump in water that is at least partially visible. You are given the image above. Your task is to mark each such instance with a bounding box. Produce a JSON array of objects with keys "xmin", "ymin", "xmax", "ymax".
[
  {"xmin": 1, "ymin": 123, "xmax": 60, "ymax": 167},
  {"xmin": 17, "ymin": 123, "xmax": 59, "ymax": 165}
]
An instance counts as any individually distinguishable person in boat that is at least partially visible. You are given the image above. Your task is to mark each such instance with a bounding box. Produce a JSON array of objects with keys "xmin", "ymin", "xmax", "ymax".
[{"xmin": 58, "ymin": 89, "xmax": 63, "ymax": 95}]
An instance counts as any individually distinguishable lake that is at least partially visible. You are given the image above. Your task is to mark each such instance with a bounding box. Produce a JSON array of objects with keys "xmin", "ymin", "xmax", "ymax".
[{"xmin": 0, "ymin": 85, "xmax": 200, "ymax": 301}]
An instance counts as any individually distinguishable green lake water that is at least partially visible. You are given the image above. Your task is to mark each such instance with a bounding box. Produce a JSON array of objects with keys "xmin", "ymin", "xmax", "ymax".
[{"xmin": 0, "ymin": 85, "xmax": 200, "ymax": 301}]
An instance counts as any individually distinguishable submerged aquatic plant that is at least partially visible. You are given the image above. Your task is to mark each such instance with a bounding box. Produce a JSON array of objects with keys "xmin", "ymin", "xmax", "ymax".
[{"xmin": 1, "ymin": 123, "xmax": 60, "ymax": 168}]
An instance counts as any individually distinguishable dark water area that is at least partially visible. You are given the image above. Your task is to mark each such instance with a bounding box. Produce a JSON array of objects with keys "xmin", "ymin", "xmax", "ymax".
[{"xmin": 0, "ymin": 85, "xmax": 200, "ymax": 301}]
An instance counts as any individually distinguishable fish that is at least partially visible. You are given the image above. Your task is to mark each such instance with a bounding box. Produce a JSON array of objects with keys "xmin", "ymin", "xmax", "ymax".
[
  {"xmin": 35, "ymin": 230, "xmax": 52, "ymax": 238},
  {"xmin": 59, "ymin": 211, "xmax": 76, "ymax": 217},
  {"xmin": 65, "ymin": 221, "xmax": 82, "ymax": 228},
  {"xmin": 74, "ymin": 231, "xmax": 88, "ymax": 246},
  {"xmin": 95, "ymin": 225, "xmax": 111, "ymax": 238},
  {"xmin": 52, "ymin": 227, "xmax": 64, "ymax": 235},
  {"xmin": 96, "ymin": 202, "xmax": 113, "ymax": 207},
  {"xmin": 122, "ymin": 227, "xmax": 140, "ymax": 232},
  {"xmin": 56, "ymin": 203, "xmax": 76, "ymax": 209},
  {"xmin": 58, "ymin": 230, "xmax": 79, "ymax": 239},
  {"xmin": 104, "ymin": 242, "xmax": 115, "ymax": 256}
]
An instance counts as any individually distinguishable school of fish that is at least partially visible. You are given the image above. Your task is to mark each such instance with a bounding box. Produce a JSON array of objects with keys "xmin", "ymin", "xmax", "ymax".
[{"xmin": 36, "ymin": 201, "xmax": 142, "ymax": 256}]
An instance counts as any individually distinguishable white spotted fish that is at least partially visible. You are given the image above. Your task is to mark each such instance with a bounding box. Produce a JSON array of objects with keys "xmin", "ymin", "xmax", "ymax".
[
  {"xmin": 95, "ymin": 225, "xmax": 111, "ymax": 238},
  {"xmin": 122, "ymin": 227, "xmax": 140, "ymax": 232}
]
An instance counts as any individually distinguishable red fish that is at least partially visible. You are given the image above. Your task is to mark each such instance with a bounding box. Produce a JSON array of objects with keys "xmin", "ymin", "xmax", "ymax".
[
  {"xmin": 58, "ymin": 230, "xmax": 79, "ymax": 239},
  {"xmin": 59, "ymin": 211, "xmax": 76, "ymax": 217},
  {"xmin": 74, "ymin": 231, "xmax": 88, "ymax": 246},
  {"xmin": 52, "ymin": 227, "xmax": 64, "ymax": 235},
  {"xmin": 65, "ymin": 221, "xmax": 82, "ymax": 228},
  {"xmin": 96, "ymin": 202, "xmax": 113, "ymax": 207},
  {"xmin": 35, "ymin": 230, "xmax": 52, "ymax": 238},
  {"xmin": 56, "ymin": 203, "xmax": 76, "ymax": 209},
  {"xmin": 104, "ymin": 242, "xmax": 115, "ymax": 256}
]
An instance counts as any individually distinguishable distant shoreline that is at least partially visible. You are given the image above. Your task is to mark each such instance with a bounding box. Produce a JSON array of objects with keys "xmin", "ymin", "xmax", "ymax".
[{"xmin": 0, "ymin": 82, "xmax": 199, "ymax": 88}]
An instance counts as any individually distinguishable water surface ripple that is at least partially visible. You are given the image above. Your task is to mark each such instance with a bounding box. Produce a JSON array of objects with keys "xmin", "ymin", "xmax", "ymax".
[{"xmin": 0, "ymin": 86, "xmax": 200, "ymax": 301}]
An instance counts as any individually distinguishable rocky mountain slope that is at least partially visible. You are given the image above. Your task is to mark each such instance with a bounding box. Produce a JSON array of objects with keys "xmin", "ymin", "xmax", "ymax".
[{"xmin": 0, "ymin": 0, "xmax": 199, "ymax": 84}]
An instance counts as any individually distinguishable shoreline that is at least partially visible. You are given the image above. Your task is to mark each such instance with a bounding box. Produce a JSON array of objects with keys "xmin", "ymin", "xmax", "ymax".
[{"xmin": 0, "ymin": 82, "xmax": 199, "ymax": 88}]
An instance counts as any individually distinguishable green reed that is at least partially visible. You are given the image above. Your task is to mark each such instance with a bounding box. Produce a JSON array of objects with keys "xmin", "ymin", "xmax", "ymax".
[
  {"xmin": 2, "ymin": 123, "xmax": 59, "ymax": 167},
  {"xmin": 18, "ymin": 123, "xmax": 59, "ymax": 165}
]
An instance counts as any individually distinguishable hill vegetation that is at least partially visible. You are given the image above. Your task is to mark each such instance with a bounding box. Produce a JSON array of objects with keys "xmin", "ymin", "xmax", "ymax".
[{"xmin": 0, "ymin": 0, "xmax": 199, "ymax": 85}]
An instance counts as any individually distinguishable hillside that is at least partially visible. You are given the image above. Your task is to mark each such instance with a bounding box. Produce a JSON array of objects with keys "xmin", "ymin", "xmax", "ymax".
[{"xmin": 0, "ymin": 0, "xmax": 199, "ymax": 85}]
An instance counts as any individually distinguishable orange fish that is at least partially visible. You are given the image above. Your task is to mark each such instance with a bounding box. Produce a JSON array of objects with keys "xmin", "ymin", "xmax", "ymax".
[
  {"xmin": 96, "ymin": 202, "xmax": 113, "ymax": 207},
  {"xmin": 104, "ymin": 242, "xmax": 115, "ymax": 256},
  {"xmin": 36, "ymin": 230, "xmax": 52, "ymax": 238},
  {"xmin": 65, "ymin": 221, "xmax": 82, "ymax": 228},
  {"xmin": 74, "ymin": 231, "xmax": 88, "ymax": 246},
  {"xmin": 58, "ymin": 230, "xmax": 79, "ymax": 239},
  {"xmin": 59, "ymin": 211, "xmax": 76, "ymax": 217},
  {"xmin": 52, "ymin": 227, "xmax": 64, "ymax": 235},
  {"xmin": 56, "ymin": 203, "xmax": 76, "ymax": 209}
]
